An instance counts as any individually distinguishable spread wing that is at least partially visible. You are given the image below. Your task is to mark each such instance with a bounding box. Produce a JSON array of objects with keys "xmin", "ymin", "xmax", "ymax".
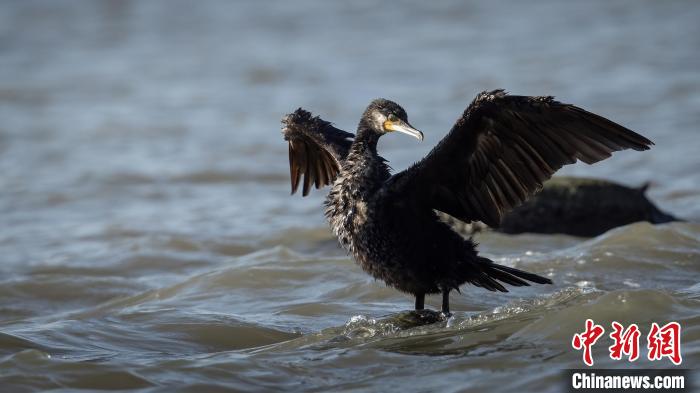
[
  {"xmin": 390, "ymin": 90, "xmax": 653, "ymax": 227},
  {"xmin": 282, "ymin": 108, "xmax": 354, "ymax": 196}
]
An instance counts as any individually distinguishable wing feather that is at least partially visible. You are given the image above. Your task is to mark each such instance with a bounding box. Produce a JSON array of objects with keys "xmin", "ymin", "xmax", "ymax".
[
  {"xmin": 281, "ymin": 108, "xmax": 354, "ymax": 196},
  {"xmin": 390, "ymin": 90, "xmax": 652, "ymax": 226},
  {"xmin": 289, "ymin": 142, "xmax": 300, "ymax": 193}
]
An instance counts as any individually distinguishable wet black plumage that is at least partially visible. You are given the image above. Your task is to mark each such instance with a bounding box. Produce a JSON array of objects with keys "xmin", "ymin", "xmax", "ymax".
[{"xmin": 281, "ymin": 90, "xmax": 653, "ymax": 313}]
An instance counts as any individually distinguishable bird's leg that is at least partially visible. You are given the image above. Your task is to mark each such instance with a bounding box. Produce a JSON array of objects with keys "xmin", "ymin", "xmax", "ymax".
[
  {"xmin": 415, "ymin": 293, "xmax": 425, "ymax": 310},
  {"xmin": 441, "ymin": 289, "xmax": 451, "ymax": 315}
]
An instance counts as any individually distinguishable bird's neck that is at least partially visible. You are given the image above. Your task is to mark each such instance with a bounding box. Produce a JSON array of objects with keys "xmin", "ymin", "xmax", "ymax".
[
  {"xmin": 351, "ymin": 122, "xmax": 381, "ymax": 155},
  {"xmin": 339, "ymin": 122, "xmax": 389, "ymax": 193}
]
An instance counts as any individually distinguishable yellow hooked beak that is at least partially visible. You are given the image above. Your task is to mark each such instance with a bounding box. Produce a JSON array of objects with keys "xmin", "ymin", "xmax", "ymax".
[{"xmin": 383, "ymin": 119, "xmax": 424, "ymax": 141}]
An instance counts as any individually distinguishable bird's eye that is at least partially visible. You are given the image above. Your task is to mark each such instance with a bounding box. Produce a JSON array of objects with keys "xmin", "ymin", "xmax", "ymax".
[{"xmin": 388, "ymin": 114, "xmax": 398, "ymax": 122}]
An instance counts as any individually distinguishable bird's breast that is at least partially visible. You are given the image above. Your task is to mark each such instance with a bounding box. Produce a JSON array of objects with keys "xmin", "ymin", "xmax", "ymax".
[
  {"xmin": 324, "ymin": 151, "xmax": 391, "ymax": 255},
  {"xmin": 325, "ymin": 171, "xmax": 385, "ymax": 253}
]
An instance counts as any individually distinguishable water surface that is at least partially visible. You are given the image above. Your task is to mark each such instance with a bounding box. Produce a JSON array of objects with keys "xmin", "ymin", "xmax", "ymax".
[{"xmin": 1, "ymin": 1, "xmax": 699, "ymax": 391}]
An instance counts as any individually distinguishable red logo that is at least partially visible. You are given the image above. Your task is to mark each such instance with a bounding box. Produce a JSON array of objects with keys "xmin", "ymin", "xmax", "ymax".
[
  {"xmin": 609, "ymin": 322, "xmax": 640, "ymax": 362},
  {"xmin": 647, "ymin": 322, "xmax": 682, "ymax": 365},
  {"xmin": 572, "ymin": 319, "xmax": 606, "ymax": 366},
  {"xmin": 572, "ymin": 320, "xmax": 682, "ymax": 366}
]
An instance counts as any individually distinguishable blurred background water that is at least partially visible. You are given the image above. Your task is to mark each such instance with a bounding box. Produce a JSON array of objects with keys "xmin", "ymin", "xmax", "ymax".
[{"xmin": 1, "ymin": 0, "xmax": 699, "ymax": 391}]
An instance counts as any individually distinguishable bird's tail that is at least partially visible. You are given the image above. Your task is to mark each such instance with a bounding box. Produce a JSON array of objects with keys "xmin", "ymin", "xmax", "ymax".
[{"xmin": 469, "ymin": 257, "xmax": 552, "ymax": 292}]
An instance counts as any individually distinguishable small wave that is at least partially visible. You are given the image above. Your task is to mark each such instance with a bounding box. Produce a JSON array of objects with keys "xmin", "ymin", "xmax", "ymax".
[
  {"xmin": 82, "ymin": 170, "xmax": 289, "ymax": 187},
  {"xmin": 0, "ymin": 349, "xmax": 154, "ymax": 390},
  {"xmin": 255, "ymin": 285, "xmax": 692, "ymax": 358},
  {"xmin": 254, "ymin": 287, "xmax": 598, "ymax": 354},
  {"xmin": 169, "ymin": 171, "xmax": 288, "ymax": 184},
  {"xmin": 0, "ymin": 332, "xmax": 50, "ymax": 356}
]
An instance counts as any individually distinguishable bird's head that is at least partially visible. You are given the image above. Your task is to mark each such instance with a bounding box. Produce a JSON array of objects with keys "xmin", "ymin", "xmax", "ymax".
[{"xmin": 362, "ymin": 99, "xmax": 423, "ymax": 141}]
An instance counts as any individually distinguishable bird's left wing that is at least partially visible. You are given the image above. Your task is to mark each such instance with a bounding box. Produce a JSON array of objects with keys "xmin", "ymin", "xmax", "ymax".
[
  {"xmin": 388, "ymin": 90, "xmax": 653, "ymax": 227},
  {"xmin": 282, "ymin": 108, "xmax": 354, "ymax": 196}
]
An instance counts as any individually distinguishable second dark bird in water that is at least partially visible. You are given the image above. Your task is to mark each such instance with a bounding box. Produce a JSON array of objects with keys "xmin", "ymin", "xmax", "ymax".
[
  {"xmin": 281, "ymin": 90, "xmax": 652, "ymax": 314},
  {"xmin": 443, "ymin": 176, "xmax": 680, "ymax": 237}
]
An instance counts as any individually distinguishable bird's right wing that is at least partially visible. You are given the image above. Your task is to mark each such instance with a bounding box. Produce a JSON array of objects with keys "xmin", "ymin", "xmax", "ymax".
[{"xmin": 282, "ymin": 109, "xmax": 354, "ymax": 196}]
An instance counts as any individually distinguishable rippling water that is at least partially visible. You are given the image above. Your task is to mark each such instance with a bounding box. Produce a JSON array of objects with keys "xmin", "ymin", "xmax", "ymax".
[{"xmin": 1, "ymin": 1, "xmax": 699, "ymax": 391}]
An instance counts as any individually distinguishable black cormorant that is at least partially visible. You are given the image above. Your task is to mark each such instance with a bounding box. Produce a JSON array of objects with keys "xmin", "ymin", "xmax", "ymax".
[
  {"xmin": 446, "ymin": 176, "xmax": 679, "ymax": 237},
  {"xmin": 281, "ymin": 90, "xmax": 652, "ymax": 314}
]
